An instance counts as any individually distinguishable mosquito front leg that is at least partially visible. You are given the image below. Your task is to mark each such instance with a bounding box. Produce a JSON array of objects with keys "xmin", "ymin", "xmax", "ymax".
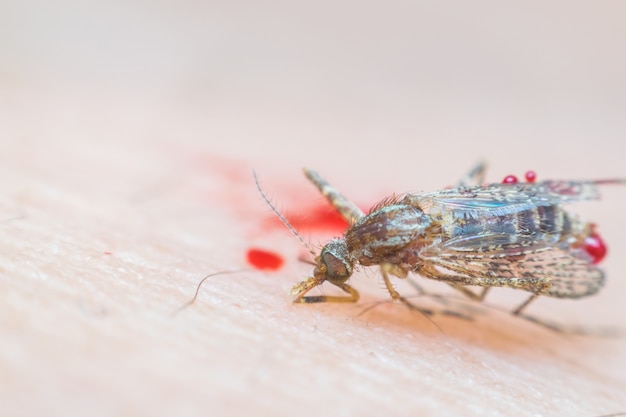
[
  {"xmin": 291, "ymin": 277, "xmax": 360, "ymax": 303},
  {"xmin": 511, "ymin": 283, "xmax": 551, "ymax": 315},
  {"xmin": 303, "ymin": 168, "xmax": 365, "ymax": 225}
]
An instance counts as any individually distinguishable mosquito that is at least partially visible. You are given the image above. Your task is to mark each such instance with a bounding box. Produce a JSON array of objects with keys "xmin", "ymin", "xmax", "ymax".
[{"xmin": 256, "ymin": 163, "xmax": 625, "ymax": 316}]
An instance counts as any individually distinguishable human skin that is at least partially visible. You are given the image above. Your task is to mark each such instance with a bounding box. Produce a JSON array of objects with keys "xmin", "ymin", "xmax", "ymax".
[
  {"xmin": 1, "ymin": 90, "xmax": 625, "ymax": 417},
  {"xmin": 2, "ymin": 2, "xmax": 626, "ymax": 416}
]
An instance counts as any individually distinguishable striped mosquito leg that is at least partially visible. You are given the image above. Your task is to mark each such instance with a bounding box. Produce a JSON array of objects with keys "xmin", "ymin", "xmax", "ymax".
[
  {"xmin": 291, "ymin": 277, "xmax": 360, "ymax": 303},
  {"xmin": 448, "ymin": 284, "xmax": 490, "ymax": 302},
  {"xmin": 511, "ymin": 282, "xmax": 550, "ymax": 315},
  {"xmin": 381, "ymin": 265, "xmax": 473, "ymax": 322},
  {"xmin": 303, "ymin": 168, "xmax": 365, "ymax": 224},
  {"xmin": 418, "ymin": 264, "xmax": 551, "ymax": 315},
  {"xmin": 416, "ymin": 266, "xmax": 490, "ymax": 301},
  {"xmin": 380, "ymin": 264, "xmax": 433, "ymax": 316},
  {"xmin": 456, "ymin": 160, "xmax": 487, "ymax": 187}
]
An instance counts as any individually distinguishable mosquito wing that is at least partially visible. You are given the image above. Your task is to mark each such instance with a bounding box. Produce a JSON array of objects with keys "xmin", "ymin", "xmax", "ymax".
[
  {"xmin": 414, "ymin": 180, "xmax": 603, "ymax": 219},
  {"xmin": 419, "ymin": 234, "xmax": 604, "ymax": 298}
]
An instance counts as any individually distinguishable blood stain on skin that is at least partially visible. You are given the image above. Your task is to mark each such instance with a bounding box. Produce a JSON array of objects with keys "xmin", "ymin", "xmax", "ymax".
[
  {"xmin": 246, "ymin": 248, "xmax": 285, "ymax": 271},
  {"xmin": 260, "ymin": 203, "xmax": 351, "ymax": 235},
  {"xmin": 199, "ymin": 158, "xmax": 368, "ymax": 267}
]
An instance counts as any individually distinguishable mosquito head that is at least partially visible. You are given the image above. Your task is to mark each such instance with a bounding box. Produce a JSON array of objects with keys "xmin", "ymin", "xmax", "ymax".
[
  {"xmin": 254, "ymin": 171, "xmax": 354, "ymax": 286},
  {"xmin": 313, "ymin": 239, "xmax": 354, "ymax": 285}
]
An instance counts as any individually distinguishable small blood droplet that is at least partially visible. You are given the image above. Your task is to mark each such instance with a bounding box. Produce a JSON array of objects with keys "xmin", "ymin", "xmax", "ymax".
[
  {"xmin": 103, "ymin": 251, "xmax": 112, "ymax": 255},
  {"xmin": 502, "ymin": 175, "xmax": 518, "ymax": 184},
  {"xmin": 583, "ymin": 234, "xmax": 607, "ymax": 264},
  {"xmin": 246, "ymin": 248, "xmax": 284, "ymax": 271},
  {"xmin": 524, "ymin": 170, "xmax": 537, "ymax": 183}
]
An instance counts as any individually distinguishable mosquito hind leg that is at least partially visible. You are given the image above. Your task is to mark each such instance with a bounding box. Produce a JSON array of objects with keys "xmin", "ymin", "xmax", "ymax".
[
  {"xmin": 406, "ymin": 278, "xmax": 452, "ymax": 306},
  {"xmin": 448, "ymin": 284, "xmax": 490, "ymax": 302},
  {"xmin": 303, "ymin": 168, "xmax": 365, "ymax": 225},
  {"xmin": 406, "ymin": 278, "xmax": 429, "ymax": 296},
  {"xmin": 418, "ymin": 264, "xmax": 551, "ymax": 315},
  {"xmin": 511, "ymin": 283, "xmax": 551, "ymax": 315},
  {"xmin": 407, "ymin": 276, "xmax": 490, "ymax": 303},
  {"xmin": 456, "ymin": 160, "xmax": 487, "ymax": 187}
]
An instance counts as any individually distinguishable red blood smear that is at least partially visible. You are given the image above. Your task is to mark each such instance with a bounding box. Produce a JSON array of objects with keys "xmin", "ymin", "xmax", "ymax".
[
  {"xmin": 288, "ymin": 205, "xmax": 350, "ymax": 233},
  {"xmin": 524, "ymin": 170, "xmax": 537, "ymax": 183},
  {"xmin": 583, "ymin": 234, "xmax": 607, "ymax": 264},
  {"xmin": 246, "ymin": 248, "xmax": 285, "ymax": 271},
  {"xmin": 262, "ymin": 203, "xmax": 351, "ymax": 235},
  {"xmin": 103, "ymin": 251, "xmax": 112, "ymax": 255},
  {"xmin": 502, "ymin": 175, "xmax": 518, "ymax": 184}
]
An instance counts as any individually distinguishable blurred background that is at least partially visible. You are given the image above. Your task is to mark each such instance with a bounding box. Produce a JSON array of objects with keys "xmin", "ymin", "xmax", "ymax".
[{"xmin": 2, "ymin": 1, "xmax": 625, "ymax": 189}]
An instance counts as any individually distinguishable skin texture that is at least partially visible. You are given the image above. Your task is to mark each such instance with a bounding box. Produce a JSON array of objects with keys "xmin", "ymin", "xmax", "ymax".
[{"xmin": 2, "ymin": 1, "xmax": 626, "ymax": 416}]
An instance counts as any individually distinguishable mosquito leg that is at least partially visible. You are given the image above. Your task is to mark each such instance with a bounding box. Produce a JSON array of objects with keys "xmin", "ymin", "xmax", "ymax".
[
  {"xmin": 382, "ymin": 265, "xmax": 476, "ymax": 320},
  {"xmin": 511, "ymin": 283, "xmax": 550, "ymax": 315},
  {"xmin": 447, "ymin": 284, "xmax": 490, "ymax": 302},
  {"xmin": 419, "ymin": 264, "xmax": 549, "ymax": 290},
  {"xmin": 407, "ymin": 266, "xmax": 489, "ymax": 302},
  {"xmin": 517, "ymin": 314, "xmax": 620, "ymax": 336},
  {"xmin": 411, "ymin": 281, "xmax": 490, "ymax": 305},
  {"xmin": 380, "ymin": 264, "xmax": 432, "ymax": 314},
  {"xmin": 303, "ymin": 168, "xmax": 365, "ymax": 225},
  {"xmin": 406, "ymin": 279, "xmax": 429, "ymax": 295},
  {"xmin": 404, "ymin": 278, "xmax": 457, "ymax": 310},
  {"xmin": 418, "ymin": 264, "xmax": 550, "ymax": 314},
  {"xmin": 456, "ymin": 160, "xmax": 487, "ymax": 187},
  {"xmin": 406, "ymin": 275, "xmax": 490, "ymax": 303},
  {"xmin": 291, "ymin": 277, "xmax": 360, "ymax": 303},
  {"xmin": 404, "ymin": 278, "xmax": 448, "ymax": 303}
]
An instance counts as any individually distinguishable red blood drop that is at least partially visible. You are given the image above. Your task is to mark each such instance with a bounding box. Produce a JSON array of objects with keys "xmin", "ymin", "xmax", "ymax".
[
  {"xmin": 524, "ymin": 170, "xmax": 537, "ymax": 183},
  {"xmin": 583, "ymin": 234, "xmax": 607, "ymax": 264},
  {"xmin": 502, "ymin": 175, "xmax": 518, "ymax": 184},
  {"xmin": 103, "ymin": 251, "xmax": 112, "ymax": 255},
  {"xmin": 246, "ymin": 248, "xmax": 284, "ymax": 271}
]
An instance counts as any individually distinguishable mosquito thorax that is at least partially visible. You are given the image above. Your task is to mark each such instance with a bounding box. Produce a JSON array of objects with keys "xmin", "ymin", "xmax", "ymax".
[{"xmin": 315, "ymin": 239, "xmax": 353, "ymax": 284}]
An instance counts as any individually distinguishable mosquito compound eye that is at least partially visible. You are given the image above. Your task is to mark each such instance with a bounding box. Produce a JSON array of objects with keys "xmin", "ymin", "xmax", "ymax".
[
  {"xmin": 320, "ymin": 240, "xmax": 353, "ymax": 281},
  {"xmin": 321, "ymin": 252, "xmax": 349, "ymax": 279}
]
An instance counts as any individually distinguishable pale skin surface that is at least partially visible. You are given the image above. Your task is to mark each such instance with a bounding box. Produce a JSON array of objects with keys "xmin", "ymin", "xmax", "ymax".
[{"xmin": 2, "ymin": 2, "xmax": 626, "ymax": 417}]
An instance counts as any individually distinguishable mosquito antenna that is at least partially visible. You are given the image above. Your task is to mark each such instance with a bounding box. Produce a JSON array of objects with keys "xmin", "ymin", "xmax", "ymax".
[
  {"xmin": 171, "ymin": 268, "xmax": 252, "ymax": 316},
  {"xmin": 253, "ymin": 170, "xmax": 317, "ymax": 258}
]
